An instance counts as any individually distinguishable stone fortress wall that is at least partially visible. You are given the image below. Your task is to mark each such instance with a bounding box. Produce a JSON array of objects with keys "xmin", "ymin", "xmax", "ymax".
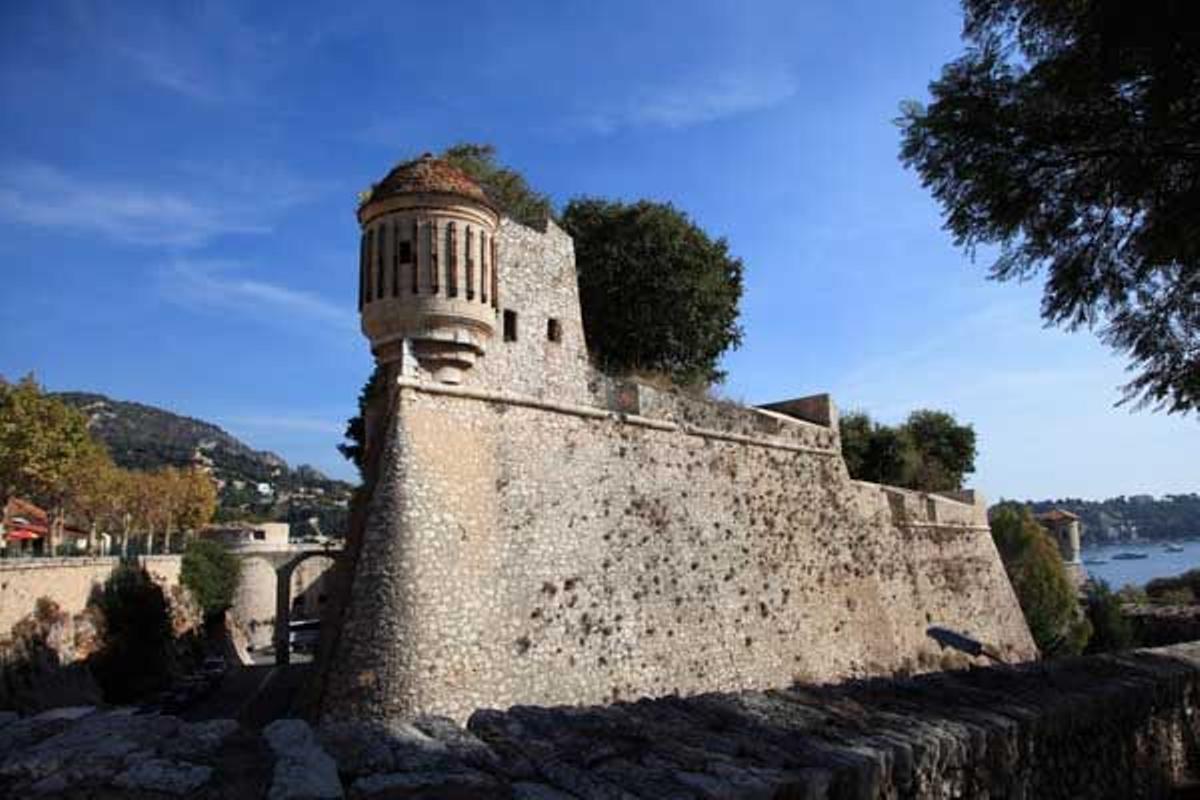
[
  {"xmin": 1, "ymin": 550, "xmax": 336, "ymax": 658},
  {"xmin": 317, "ymin": 187, "xmax": 1038, "ymax": 723},
  {"xmin": 0, "ymin": 556, "xmax": 182, "ymax": 640}
]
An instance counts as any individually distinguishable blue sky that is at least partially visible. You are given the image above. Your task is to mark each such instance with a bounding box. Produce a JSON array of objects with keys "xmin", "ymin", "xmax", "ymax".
[{"xmin": 1, "ymin": 0, "xmax": 1195, "ymax": 500}]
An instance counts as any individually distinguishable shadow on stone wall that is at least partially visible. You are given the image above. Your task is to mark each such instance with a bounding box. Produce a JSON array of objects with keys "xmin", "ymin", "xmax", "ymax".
[
  {"xmin": 0, "ymin": 563, "xmax": 204, "ymax": 712},
  {"xmin": 0, "ymin": 598, "xmax": 102, "ymax": 712}
]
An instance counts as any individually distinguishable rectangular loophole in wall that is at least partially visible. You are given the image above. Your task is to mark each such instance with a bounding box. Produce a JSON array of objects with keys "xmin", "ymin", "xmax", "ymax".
[
  {"xmin": 503, "ymin": 309, "xmax": 518, "ymax": 342},
  {"xmin": 397, "ymin": 240, "xmax": 413, "ymax": 264},
  {"xmin": 547, "ymin": 318, "xmax": 562, "ymax": 343}
]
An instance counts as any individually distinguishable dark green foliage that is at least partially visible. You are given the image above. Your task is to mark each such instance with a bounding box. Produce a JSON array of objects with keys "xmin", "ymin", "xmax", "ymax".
[
  {"xmin": 990, "ymin": 503, "xmax": 1091, "ymax": 656},
  {"xmin": 899, "ymin": 0, "xmax": 1200, "ymax": 414},
  {"xmin": 440, "ymin": 143, "xmax": 554, "ymax": 229},
  {"xmin": 837, "ymin": 413, "xmax": 874, "ymax": 480},
  {"xmin": 1025, "ymin": 494, "xmax": 1200, "ymax": 544},
  {"xmin": 1084, "ymin": 580, "xmax": 1135, "ymax": 653},
  {"xmin": 89, "ymin": 563, "xmax": 174, "ymax": 703},
  {"xmin": 838, "ymin": 409, "xmax": 976, "ymax": 491},
  {"xmin": 1146, "ymin": 569, "xmax": 1200, "ymax": 605},
  {"xmin": 181, "ymin": 539, "xmax": 241, "ymax": 618},
  {"xmin": 338, "ymin": 364, "xmax": 384, "ymax": 478},
  {"xmin": 562, "ymin": 198, "xmax": 745, "ymax": 385},
  {"xmin": 903, "ymin": 410, "xmax": 977, "ymax": 492},
  {"xmin": 1115, "ymin": 583, "xmax": 1149, "ymax": 605}
]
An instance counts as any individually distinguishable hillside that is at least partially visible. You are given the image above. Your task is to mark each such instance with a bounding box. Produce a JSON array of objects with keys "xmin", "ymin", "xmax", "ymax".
[
  {"xmin": 54, "ymin": 392, "xmax": 354, "ymax": 537},
  {"xmin": 1022, "ymin": 494, "xmax": 1200, "ymax": 544}
]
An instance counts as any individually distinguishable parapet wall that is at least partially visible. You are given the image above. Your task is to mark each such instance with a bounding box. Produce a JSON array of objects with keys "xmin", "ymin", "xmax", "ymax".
[
  {"xmin": 0, "ymin": 556, "xmax": 181, "ymax": 640},
  {"xmin": 319, "ymin": 379, "xmax": 1035, "ymax": 722},
  {"xmin": 8, "ymin": 643, "xmax": 1200, "ymax": 798},
  {"xmin": 451, "ymin": 641, "xmax": 1200, "ymax": 798}
]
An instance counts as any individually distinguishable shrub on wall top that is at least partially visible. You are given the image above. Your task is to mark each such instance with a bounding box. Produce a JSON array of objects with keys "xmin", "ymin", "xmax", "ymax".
[{"xmin": 181, "ymin": 538, "xmax": 241, "ymax": 619}]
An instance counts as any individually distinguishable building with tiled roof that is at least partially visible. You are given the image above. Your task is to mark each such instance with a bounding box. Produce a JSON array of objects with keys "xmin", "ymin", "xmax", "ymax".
[{"xmin": 1037, "ymin": 508, "xmax": 1080, "ymax": 523}]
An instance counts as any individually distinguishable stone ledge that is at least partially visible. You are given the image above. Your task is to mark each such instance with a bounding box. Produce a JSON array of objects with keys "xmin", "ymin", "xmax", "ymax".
[
  {"xmin": 395, "ymin": 377, "xmax": 842, "ymax": 457},
  {"xmin": 8, "ymin": 643, "xmax": 1200, "ymax": 797}
]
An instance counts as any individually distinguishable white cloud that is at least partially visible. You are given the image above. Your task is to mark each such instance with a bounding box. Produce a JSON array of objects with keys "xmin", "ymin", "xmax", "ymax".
[
  {"xmin": 165, "ymin": 259, "xmax": 356, "ymax": 332},
  {"xmin": 0, "ymin": 161, "xmax": 322, "ymax": 247},
  {"xmin": 578, "ymin": 69, "xmax": 797, "ymax": 134},
  {"xmin": 68, "ymin": 1, "xmax": 284, "ymax": 104}
]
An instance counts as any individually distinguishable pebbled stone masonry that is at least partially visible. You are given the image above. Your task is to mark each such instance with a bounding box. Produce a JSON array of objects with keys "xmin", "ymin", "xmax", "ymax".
[{"xmin": 317, "ymin": 209, "xmax": 1037, "ymax": 723}]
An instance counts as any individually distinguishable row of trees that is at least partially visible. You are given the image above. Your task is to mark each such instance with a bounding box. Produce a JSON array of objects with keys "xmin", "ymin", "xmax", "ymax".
[
  {"xmin": 838, "ymin": 409, "xmax": 977, "ymax": 492},
  {"xmin": 0, "ymin": 376, "xmax": 217, "ymax": 555}
]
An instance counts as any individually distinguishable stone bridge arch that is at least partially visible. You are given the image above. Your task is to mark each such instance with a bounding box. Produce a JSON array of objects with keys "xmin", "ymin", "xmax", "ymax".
[{"xmin": 272, "ymin": 549, "xmax": 338, "ymax": 665}]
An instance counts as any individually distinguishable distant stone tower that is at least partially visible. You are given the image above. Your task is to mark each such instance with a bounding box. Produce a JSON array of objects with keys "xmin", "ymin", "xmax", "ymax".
[
  {"xmin": 357, "ymin": 154, "xmax": 499, "ymax": 383},
  {"xmin": 1038, "ymin": 509, "xmax": 1086, "ymax": 588}
]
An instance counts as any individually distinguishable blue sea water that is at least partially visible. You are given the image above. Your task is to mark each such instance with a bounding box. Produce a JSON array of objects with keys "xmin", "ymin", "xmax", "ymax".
[{"xmin": 1081, "ymin": 539, "xmax": 1200, "ymax": 589}]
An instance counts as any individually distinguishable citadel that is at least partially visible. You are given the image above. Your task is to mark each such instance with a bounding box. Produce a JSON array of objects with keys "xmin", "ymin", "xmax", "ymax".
[
  {"xmin": 6, "ymin": 155, "xmax": 1200, "ymax": 800},
  {"xmin": 312, "ymin": 154, "xmax": 1037, "ymax": 722}
]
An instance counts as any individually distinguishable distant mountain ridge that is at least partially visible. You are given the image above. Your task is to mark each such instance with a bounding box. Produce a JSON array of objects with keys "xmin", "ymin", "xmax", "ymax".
[
  {"xmin": 54, "ymin": 391, "xmax": 354, "ymax": 535},
  {"xmin": 56, "ymin": 391, "xmax": 289, "ymax": 479}
]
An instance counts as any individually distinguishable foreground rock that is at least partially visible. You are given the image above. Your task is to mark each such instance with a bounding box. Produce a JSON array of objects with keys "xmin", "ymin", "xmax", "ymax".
[
  {"xmin": 5, "ymin": 642, "xmax": 1200, "ymax": 797},
  {"xmin": 263, "ymin": 719, "xmax": 343, "ymax": 800},
  {"xmin": 0, "ymin": 707, "xmax": 237, "ymax": 796}
]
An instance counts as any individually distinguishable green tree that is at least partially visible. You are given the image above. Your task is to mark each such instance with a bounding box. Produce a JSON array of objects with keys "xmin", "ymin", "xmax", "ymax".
[
  {"xmin": 1146, "ymin": 569, "xmax": 1200, "ymax": 605},
  {"xmin": 1084, "ymin": 580, "xmax": 1135, "ymax": 654},
  {"xmin": 861, "ymin": 423, "xmax": 916, "ymax": 486},
  {"xmin": 990, "ymin": 503, "xmax": 1090, "ymax": 656},
  {"xmin": 338, "ymin": 364, "xmax": 384, "ymax": 478},
  {"xmin": 0, "ymin": 375, "xmax": 102, "ymax": 506},
  {"xmin": 0, "ymin": 375, "xmax": 109, "ymax": 553},
  {"xmin": 902, "ymin": 409, "xmax": 977, "ymax": 492},
  {"xmin": 840, "ymin": 412, "xmax": 913, "ymax": 485},
  {"xmin": 181, "ymin": 538, "xmax": 242, "ymax": 619},
  {"xmin": 563, "ymin": 198, "xmax": 745, "ymax": 385},
  {"xmin": 838, "ymin": 409, "xmax": 975, "ymax": 491},
  {"xmin": 440, "ymin": 143, "xmax": 554, "ymax": 229},
  {"xmin": 838, "ymin": 412, "xmax": 875, "ymax": 480},
  {"xmin": 899, "ymin": 0, "xmax": 1200, "ymax": 414}
]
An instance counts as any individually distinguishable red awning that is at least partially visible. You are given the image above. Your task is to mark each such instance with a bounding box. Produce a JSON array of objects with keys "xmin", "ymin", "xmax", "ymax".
[{"xmin": 5, "ymin": 528, "xmax": 42, "ymax": 541}]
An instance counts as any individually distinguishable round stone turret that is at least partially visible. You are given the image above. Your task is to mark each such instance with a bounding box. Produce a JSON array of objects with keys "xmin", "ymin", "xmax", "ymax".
[{"xmin": 357, "ymin": 154, "xmax": 499, "ymax": 383}]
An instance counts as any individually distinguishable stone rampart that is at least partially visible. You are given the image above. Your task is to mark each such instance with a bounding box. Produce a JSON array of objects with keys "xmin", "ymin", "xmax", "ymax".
[
  {"xmin": 1, "ymin": 550, "xmax": 336, "ymax": 657},
  {"xmin": 317, "ymin": 204, "xmax": 1037, "ymax": 724},
  {"xmin": 319, "ymin": 379, "xmax": 1035, "ymax": 722},
  {"xmin": 0, "ymin": 556, "xmax": 181, "ymax": 640}
]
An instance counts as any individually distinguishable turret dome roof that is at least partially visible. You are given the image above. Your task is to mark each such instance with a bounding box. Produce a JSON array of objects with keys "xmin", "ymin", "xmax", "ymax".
[{"xmin": 363, "ymin": 153, "xmax": 492, "ymax": 209}]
